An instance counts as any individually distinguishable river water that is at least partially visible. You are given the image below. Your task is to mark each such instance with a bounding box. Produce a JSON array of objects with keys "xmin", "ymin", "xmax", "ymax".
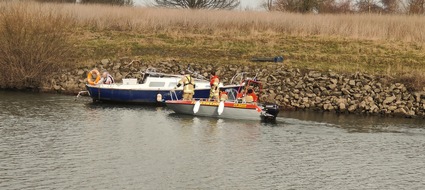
[{"xmin": 1, "ymin": 91, "xmax": 425, "ymax": 189}]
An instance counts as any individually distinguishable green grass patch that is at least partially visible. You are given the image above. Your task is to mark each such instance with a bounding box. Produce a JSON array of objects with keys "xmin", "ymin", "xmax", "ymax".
[{"xmin": 70, "ymin": 29, "xmax": 425, "ymax": 90}]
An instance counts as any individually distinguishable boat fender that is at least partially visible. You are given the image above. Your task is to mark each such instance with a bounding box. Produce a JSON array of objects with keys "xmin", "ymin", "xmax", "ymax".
[
  {"xmin": 255, "ymin": 106, "xmax": 262, "ymax": 112},
  {"xmin": 193, "ymin": 100, "xmax": 201, "ymax": 114},
  {"xmin": 217, "ymin": 101, "xmax": 224, "ymax": 115},
  {"xmin": 156, "ymin": 93, "xmax": 163, "ymax": 102},
  {"xmin": 87, "ymin": 69, "xmax": 101, "ymax": 85}
]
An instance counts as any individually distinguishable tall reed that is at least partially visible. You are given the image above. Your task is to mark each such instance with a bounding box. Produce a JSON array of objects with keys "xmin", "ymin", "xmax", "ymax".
[{"xmin": 55, "ymin": 3, "xmax": 425, "ymax": 43}]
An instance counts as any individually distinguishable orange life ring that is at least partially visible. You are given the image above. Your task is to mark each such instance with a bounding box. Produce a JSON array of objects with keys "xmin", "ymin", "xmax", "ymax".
[{"xmin": 87, "ymin": 69, "xmax": 101, "ymax": 85}]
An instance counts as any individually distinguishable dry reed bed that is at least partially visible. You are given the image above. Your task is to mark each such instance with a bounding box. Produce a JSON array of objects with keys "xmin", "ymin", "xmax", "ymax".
[
  {"xmin": 56, "ymin": 3, "xmax": 425, "ymax": 43},
  {"xmin": 2, "ymin": 2, "xmax": 424, "ymax": 42},
  {"xmin": 3, "ymin": 2, "xmax": 423, "ymax": 42}
]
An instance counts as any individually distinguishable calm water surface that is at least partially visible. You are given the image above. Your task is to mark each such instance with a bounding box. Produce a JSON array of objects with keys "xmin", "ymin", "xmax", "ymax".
[{"xmin": 1, "ymin": 91, "xmax": 425, "ymax": 189}]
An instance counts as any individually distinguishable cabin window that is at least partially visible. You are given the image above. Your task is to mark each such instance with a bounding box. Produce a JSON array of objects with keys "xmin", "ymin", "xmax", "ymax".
[
  {"xmin": 168, "ymin": 82, "xmax": 177, "ymax": 87},
  {"xmin": 148, "ymin": 82, "xmax": 165, "ymax": 87}
]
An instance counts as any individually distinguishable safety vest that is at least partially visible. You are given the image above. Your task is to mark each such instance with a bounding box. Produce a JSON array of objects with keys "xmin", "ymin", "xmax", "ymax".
[
  {"xmin": 180, "ymin": 75, "xmax": 194, "ymax": 93},
  {"xmin": 209, "ymin": 76, "xmax": 219, "ymax": 97},
  {"xmin": 210, "ymin": 75, "xmax": 218, "ymax": 86},
  {"xmin": 210, "ymin": 75, "xmax": 219, "ymax": 92},
  {"xmin": 247, "ymin": 93, "xmax": 258, "ymax": 102}
]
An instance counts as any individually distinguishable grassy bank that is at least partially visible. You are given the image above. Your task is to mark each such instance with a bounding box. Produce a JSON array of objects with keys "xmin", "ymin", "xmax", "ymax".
[{"xmin": 2, "ymin": 2, "xmax": 425, "ymax": 90}]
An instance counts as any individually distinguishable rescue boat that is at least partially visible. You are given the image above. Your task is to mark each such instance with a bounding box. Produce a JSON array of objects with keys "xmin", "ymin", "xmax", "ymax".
[
  {"xmin": 166, "ymin": 99, "xmax": 279, "ymax": 121},
  {"xmin": 165, "ymin": 78, "xmax": 280, "ymax": 121}
]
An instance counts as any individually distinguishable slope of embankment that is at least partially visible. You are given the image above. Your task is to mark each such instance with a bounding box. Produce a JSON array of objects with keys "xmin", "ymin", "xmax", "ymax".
[{"xmin": 1, "ymin": 2, "xmax": 425, "ymax": 117}]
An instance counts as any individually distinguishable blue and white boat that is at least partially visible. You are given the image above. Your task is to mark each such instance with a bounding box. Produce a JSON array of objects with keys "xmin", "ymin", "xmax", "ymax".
[{"xmin": 85, "ymin": 68, "xmax": 243, "ymax": 104}]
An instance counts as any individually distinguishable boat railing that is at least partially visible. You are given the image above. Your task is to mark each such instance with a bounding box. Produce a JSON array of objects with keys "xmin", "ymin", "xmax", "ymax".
[
  {"xmin": 142, "ymin": 66, "xmax": 212, "ymax": 83},
  {"xmin": 142, "ymin": 67, "xmax": 181, "ymax": 78},
  {"xmin": 230, "ymin": 72, "xmax": 246, "ymax": 85},
  {"xmin": 230, "ymin": 72, "xmax": 258, "ymax": 85},
  {"xmin": 186, "ymin": 65, "xmax": 206, "ymax": 81},
  {"xmin": 169, "ymin": 90, "xmax": 179, "ymax": 101}
]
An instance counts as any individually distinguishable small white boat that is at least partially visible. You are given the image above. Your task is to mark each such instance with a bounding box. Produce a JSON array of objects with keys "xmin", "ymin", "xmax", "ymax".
[
  {"xmin": 166, "ymin": 100, "xmax": 279, "ymax": 121},
  {"xmin": 166, "ymin": 79, "xmax": 280, "ymax": 121}
]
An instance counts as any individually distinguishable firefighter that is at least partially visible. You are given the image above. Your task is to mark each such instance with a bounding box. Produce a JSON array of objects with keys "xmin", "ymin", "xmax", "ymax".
[
  {"xmin": 208, "ymin": 70, "xmax": 220, "ymax": 101},
  {"xmin": 220, "ymin": 89, "xmax": 228, "ymax": 101},
  {"xmin": 175, "ymin": 72, "xmax": 195, "ymax": 100},
  {"xmin": 246, "ymin": 88, "xmax": 258, "ymax": 103}
]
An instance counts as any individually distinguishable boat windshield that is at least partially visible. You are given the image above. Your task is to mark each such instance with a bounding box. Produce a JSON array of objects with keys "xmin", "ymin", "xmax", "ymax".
[{"xmin": 225, "ymin": 88, "xmax": 238, "ymax": 102}]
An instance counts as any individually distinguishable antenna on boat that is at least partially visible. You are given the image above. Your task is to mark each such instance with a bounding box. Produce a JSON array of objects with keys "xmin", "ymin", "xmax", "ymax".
[
  {"xmin": 230, "ymin": 72, "xmax": 249, "ymax": 85},
  {"xmin": 186, "ymin": 65, "xmax": 205, "ymax": 80}
]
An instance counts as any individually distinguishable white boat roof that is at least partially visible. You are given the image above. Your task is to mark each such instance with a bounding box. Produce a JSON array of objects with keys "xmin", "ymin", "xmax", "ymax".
[{"xmin": 95, "ymin": 73, "xmax": 226, "ymax": 90}]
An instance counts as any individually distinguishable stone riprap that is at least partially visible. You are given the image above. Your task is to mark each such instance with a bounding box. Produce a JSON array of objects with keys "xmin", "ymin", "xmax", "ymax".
[{"xmin": 46, "ymin": 58, "xmax": 425, "ymax": 118}]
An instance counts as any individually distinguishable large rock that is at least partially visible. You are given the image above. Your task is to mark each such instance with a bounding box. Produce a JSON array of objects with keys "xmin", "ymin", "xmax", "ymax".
[
  {"xmin": 101, "ymin": 59, "xmax": 110, "ymax": 66},
  {"xmin": 327, "ymin": 84, "xmax": 337, "ymax": 90},
  {"xmin": 341, "ymin": 88, "xmax": 350, "ymax": 95},
  {"xmin": 388, "ymin": 106, "xmax": 398, "ymax": 111},
  {"xmin": 363, "ymin": 85, "xmax": 372, "ymax": 92},
  {"xmin": 383, "ymin": 96, "xmax": 397, "ymax": 104},
  {"xmin": 348, "ymin": 104, "xmax": 358, "ymax": 112},
  {"xmin": 323, "ymin": 103, "xmax": 334, "ymax": 111},
  {"xmin": 339, "ymin": 103, "xmax": 346, "ymax": 111}
]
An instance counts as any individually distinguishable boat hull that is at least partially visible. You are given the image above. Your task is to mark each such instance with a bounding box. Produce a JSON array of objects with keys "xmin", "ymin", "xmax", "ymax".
[
  {"xmin": 166, "ymin": 100, "xmax": 262, "ymax": 120},
  {"xmin": 86, "ymin": 84, "xmax": 240, "ymax": 104}
]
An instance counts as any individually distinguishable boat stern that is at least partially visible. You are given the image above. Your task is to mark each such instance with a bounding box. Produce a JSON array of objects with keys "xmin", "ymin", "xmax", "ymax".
[{"xmin": 261, "ymin": 103, "xmax": 280, "ymax": 121}]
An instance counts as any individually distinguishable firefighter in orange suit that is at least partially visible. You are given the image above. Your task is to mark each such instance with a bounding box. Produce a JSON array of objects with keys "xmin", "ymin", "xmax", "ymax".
[{"xmin": 209, "ymin": 70, "xmax": 220, "ymax": 101}]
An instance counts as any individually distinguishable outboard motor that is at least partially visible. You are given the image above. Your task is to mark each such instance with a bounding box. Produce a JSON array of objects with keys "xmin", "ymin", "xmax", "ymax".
[{"xmin": 261, "ymin": 103, "xmax": 280, "ymax": 121}]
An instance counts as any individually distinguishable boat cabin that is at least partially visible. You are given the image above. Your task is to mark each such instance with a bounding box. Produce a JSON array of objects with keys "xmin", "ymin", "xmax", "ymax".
[{"xmin": 221, "ymin": 79, "xmax": 262, "ymax": 104}]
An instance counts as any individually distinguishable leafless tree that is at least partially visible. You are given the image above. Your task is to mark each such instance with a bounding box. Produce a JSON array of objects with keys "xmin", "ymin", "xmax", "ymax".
[
  {"xmin": 261, "ymin": 0, "xmax": 274, "ymax": 11},
  {"xmin": 356, "ymin": 0, "xmax": 384, "ymax": 13},
  {"xmin": 273, "ymin": 0, "xmax": 303, "ymax": 12},
  {"xmin": 34, "ymin": 0, "xmax": 133, "ymax": 5},
  {"xmin": 407, "ymin": 0, "xmax": 425, "ymax": 14},
  {"xmin": 153, "ymin": 0, "xmax": 240, "ymax": 10},
  {"xmin": 80, "ymin": 0, "xmax": 133, "ymax": 5},
  {"xmin": 272, "ymin": 0, "xmax": 352, "ymax": 13},
  {"xmin": 34, "ymin": 0, "xmax": 76, "ymax": 3},
  {"xmin": 317, "ymin": 0, "xmax": 353, "ymax": 13},
  {"xmin": 381, "ymin": 0, "xmax": 400, "ymax": 13}
]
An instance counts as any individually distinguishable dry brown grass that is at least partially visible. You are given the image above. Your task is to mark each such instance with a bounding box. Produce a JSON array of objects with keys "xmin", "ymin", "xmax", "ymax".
[{"xmin": 52, "ymin": 3, "xmax": 425, "ymax": 43}]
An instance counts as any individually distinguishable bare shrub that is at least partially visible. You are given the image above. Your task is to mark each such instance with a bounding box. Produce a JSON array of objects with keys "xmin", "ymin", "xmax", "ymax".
[
  {"xmin": 0, "ymin": 2, "xmax": 74, "ymax": 89},
  {"xmin": 396, "ymin": 71, "xmax": 425, "ymax": 91}
]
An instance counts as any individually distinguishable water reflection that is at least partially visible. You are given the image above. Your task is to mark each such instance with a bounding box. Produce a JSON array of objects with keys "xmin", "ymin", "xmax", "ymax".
[
  {"xmin": 282, "ymin": 110, "xmax": 425, "ymax": 134},
  {"xmin": 167, "ymin": 112, "xmax": 263, "ymax": 142}
]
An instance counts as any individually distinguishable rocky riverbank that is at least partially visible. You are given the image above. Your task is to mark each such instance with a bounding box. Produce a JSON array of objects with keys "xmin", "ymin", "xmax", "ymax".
[{"xmin": 45, "ymin": 58, "xmax": 425, "ymax": 118}]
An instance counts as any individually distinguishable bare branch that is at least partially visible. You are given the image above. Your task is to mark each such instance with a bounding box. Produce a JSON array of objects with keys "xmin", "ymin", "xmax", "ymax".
[{"xmin": 154, "ymin": 0, "xmax": 240, "ymax": 10}]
